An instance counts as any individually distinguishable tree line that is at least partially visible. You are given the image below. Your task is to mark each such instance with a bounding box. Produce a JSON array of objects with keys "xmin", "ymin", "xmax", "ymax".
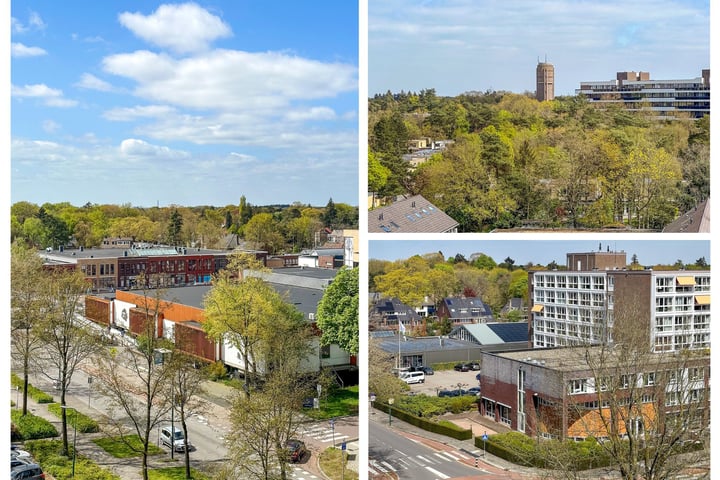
[
  {"xmin": 11, "ymin": 196, "xmax": 358, "ymax": 254},
  {"xmin": 369, "ymin": 89, "xmax": 709, "ymax": 232}
]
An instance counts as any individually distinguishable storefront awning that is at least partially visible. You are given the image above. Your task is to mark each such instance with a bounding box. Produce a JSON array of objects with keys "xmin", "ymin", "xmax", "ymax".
[
  {"xmin": 531, "ymin": 304, "xmax": 544, "ymax": 313},
  {"xmin": 676, "ymin": 276, "xmax": 696, "ymax": 286}
]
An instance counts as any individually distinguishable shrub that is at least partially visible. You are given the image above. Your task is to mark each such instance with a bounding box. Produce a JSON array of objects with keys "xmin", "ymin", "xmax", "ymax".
[
  {"xmin": 47, "ymin": 404, "xmax": 100, "ymax": 433},
  {"xmin": 396, "ymin": 393, "xmax": 476, "ymax": 418},
  {"xmin": 207, "ymin": 361, "xmax": 227, "ymax": 381},
  {"xmin": 25, "ymin": 439, "xmax": 121, "ymax": 480},
  {"xmin": 11, "ymin": 410, "xmax": 59, "ymax": 440}
]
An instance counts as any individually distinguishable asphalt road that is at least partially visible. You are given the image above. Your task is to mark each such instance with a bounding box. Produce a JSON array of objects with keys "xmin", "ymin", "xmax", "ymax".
[{"xmin": 369, "ymin": 416, "xmax": 484, "ymax": 480}]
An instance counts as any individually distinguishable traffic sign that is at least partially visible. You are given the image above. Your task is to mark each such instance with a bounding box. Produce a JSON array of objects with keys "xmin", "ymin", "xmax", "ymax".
[
  {"xmin": 341, "ymin": 441, "xmax": 346, "ymax": 451},
  {"xmin": 482, "ymin": 433, "xmax": 489, "ymax": 441}
]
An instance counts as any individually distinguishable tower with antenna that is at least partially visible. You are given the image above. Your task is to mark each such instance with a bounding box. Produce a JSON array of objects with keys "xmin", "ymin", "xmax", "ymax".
[{"xmin": 536, "ymin": 55, "xmax": 555, "ymax": 101}]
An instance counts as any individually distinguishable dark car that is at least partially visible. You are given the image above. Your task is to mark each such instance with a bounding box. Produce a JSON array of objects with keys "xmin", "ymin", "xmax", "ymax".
[
  {"xmin": 466, "ymin": 387, "xmax": 481, "ymax": 396},
  {"xmin": 11, "ymin": 463, "xmax": 45, "ymax": 479},
  {"xmin": 468, "ymin": 362, "xmax": 481, "ymax": 371},
  {"xmin": 421, "ymin": 366, "xmax": 435, "ymax": 375},
  {"xmin": 11, "ymin": 457, "xmax": 30, "ymax": 470},
  {"xmin": 439, "ymin": 389, "xmax": 465, "ymax": 397},
  {"xmin": 454, "ymin": 363, "xmax": 470, "ymax": 372},
  {"xmin": 286, "ymin": 439, "xmax": 308, "ymax": 463}
]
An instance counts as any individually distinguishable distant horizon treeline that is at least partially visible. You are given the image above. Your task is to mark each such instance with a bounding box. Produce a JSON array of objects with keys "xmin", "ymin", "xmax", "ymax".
[
  {"xmin": 369, "ymin": 89, "xmax": 709, "ymax": 232},
  {"xmin": 11, "ymin": 196, "xmax": 359, "ymax": 255}
]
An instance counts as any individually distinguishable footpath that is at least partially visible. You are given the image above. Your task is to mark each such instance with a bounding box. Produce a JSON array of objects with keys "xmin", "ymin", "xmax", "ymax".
[{"xmin": 13, "ymin": 358, "xmax": 358, "ymax": 480}]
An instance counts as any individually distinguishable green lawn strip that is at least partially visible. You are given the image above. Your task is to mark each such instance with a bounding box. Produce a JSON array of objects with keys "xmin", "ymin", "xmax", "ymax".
[
  {"xmin": 46, "ymin": 403, "xmax": 100, "ymax": 433},
  {"xmin": 93, "ymin": 435, "xmax": 164, "ymax": 458},
  {"xmin": 304, "ymin": 386, "xmax": 359, "ymax": 420},
  {"xmin": 148, "ymin": 467, "xmax": 212, "ymax": 480},
  {"xmin": 11, "ymin": 372, "xmax": 55, "ymax": 403},
  {"xmin": 318, "ymin": 447, "xmax": 359, "ymax": 480},
  {"xmin": 24, "ymin": 439, "xmax": 121, "ymax": 480}
]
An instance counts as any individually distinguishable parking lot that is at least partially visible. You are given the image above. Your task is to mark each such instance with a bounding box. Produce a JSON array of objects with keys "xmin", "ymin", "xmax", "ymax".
[{"xmin": 406, "ymin": 368, "xmax": 482, "ymax": 397}]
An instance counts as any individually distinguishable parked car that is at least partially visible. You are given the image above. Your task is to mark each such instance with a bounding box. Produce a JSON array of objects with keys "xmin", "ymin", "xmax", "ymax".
[
  {"xmin": 466, "ymin": 387, "xmax": 481, "ymax": 396},
  {"xmin": 11, "ymin": 462, "xmax": 45, "ymax": 479},
  {"xmin": 399, "ymin": 371, "xmax": 425, "ymax": 384},
  {"xmin": 160, "ymin": 426, "xmax": 192, "ymax": 452},
  {"xmin": 11, "ymin": 457, "xmax": 30, "ymax": 470},
  {"xmin": 421, "ymin": 366, "xmax": 434, "ymax": 375},
  {"xmin": 286, "ymin": 439, "xmax": 308, "ymax": 463},
  {"xmin": 453, "ymin": 363, "xmax": 470, "ymax": 372},
  {"xmin": 10, "ymin": 446, "xmax": 32, "ymax": 462},
  {"xmin": 468, "ymin": 362, "xmax": 481, "ymax": 371},
  {"xmin": 438, "ymin": 389, "xmax": 466, "ymax": 397}
]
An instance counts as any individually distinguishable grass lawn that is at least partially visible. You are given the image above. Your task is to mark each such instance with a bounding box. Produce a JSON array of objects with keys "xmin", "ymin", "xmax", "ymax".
[
  {"xmin": 93, "ymin": 435, "xmax": 164, "ymax": 458},
  {"xmin": 319, "ymin": 447, "xmax": 359, "ymax": 480},
  {"xmin": 148, "ymin": 467, "xmax": 212, "ymax": 480},
  {"xmin": 304, "ymin": 385, "xmax": 358, "ymax": 420}
]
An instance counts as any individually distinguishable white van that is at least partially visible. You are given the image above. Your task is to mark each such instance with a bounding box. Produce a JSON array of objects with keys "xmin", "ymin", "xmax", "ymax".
[{"xmin": 400, "ymin": 371, "xmax": 425, "ymax": 384}]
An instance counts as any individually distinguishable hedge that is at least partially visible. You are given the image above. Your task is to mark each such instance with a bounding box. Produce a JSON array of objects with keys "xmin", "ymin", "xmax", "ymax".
[
  {"xmin": 25, "ymin": 439, "xmax": 121, "ymax": 480},
  {"xmin": 11, "ymin": 373, "xmax": 55, "ymax": 404},
  {"xmin": 376, "ymin": 402, "xmax": 473, "ymax": 441},
  {"xmin": 11, "ymin": 409, "xmax": 59, "ymax": 440},
  {"xmin": 47, "ymin": 403, "xmax": 100, "ymax": 433},
  {"xmin": 476, "ymin": 432, "xmax": 615, "ymax": 470}
]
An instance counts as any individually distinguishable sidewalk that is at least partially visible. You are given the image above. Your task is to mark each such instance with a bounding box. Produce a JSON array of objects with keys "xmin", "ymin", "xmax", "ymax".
[{"xmin": 14, "ymin": 360, "xmax": 358, "ymax": 479}]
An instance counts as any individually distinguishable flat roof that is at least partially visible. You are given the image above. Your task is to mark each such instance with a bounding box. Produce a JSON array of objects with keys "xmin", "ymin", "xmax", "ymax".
[
  {"xmin": 373, "ymin": 334, "xmax": 478, "ymax": 354},
  {"xmin": 491, "ymin": 347, "xmax": 709, "ymax": 372}
]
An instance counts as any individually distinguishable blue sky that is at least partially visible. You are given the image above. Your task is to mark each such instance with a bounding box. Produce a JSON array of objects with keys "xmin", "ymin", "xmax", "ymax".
[
  {"xmin": 10, "ymin": 1, "xmax": 358, "ymax": 208},
  {"xmin": 369, "ymin": 0, "xmax": 710, "ymax": 96},
  {"xmin": 369, "ymin": 239, "xmax": 711, "ymax": 268}
]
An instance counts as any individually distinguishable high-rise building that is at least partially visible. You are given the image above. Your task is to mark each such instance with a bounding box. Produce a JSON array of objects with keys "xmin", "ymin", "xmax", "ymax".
[
  {"xmin": 528, "ymin": 250, "xmax": 711, "ymax": 352},
  {"xmin": 576, "ymin": 69, "xmax": 710, "ymax": 119},
  {"xmin": 536, "ymin": 61, "xmax": 555, "ymax": 101}
]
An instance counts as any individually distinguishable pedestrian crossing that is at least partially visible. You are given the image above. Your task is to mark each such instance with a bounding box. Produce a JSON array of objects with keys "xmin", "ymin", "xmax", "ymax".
[
  {"xmin": 289, "ymin": 466, "xmax": 320, "ymax": 480},
  {"xmin": 298, "ymin": 424, "xmax": 349, "ymax": 444},
  {"xmin": 368, "ymin": 448, "xmax": 473, "ymax": 476}
]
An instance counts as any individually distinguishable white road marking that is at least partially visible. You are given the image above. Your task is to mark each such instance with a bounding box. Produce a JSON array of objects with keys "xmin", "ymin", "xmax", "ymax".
[
  {"xmin": 380, "ymin": 460, "xmax": 396, "ymax": 471},
  {"xmin": 425, "ymin": 466, "xmax": 451, "ymax": 479}
]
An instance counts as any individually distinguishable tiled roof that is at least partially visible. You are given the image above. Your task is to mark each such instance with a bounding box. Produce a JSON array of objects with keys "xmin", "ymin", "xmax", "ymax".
[
  {"xmin": 369, "ymin": 195, "xmax": 459, "ymax": 233},
  {"xmin": 662, "ymin": 199, "xmax": 710, "ymax": 233}
]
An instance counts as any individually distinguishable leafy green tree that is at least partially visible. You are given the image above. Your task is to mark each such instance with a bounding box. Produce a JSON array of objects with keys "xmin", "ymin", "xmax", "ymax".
[
  {"xmin": 203, "ymin": 269, "xmax": 284, "ymax": 393},
  {"xmin": 167, "ymin": 208, "xmax": 183, "ymax": 245},
  {"xmin": 322, "ymin": 198, "xmax": 338, "ymax": 227},
  {"xmin": 316, "ymin": 267, "xmax": 359, "ymax": 355},
  {"xmin": 36, "ymin": 268, "xmax": 102, "ymax": 457},
  {"xmin": 10, "ymin": 242, "xmax": 47, "ymax": 415}
]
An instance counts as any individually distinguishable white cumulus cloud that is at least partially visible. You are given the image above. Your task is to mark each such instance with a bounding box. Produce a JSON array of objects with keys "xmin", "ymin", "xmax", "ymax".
[
  {"xmin": 11, "ymin": 42, "xmax": 47, "ymax": 57},
  {"xmin": 75, "ymin": 73, "xmax": 114, "ymax": 92},
  {"xmin": 119, "ymin": 138, "xmax": 190, "ymax": 159},
  {"xmin": 118, "ymin": 2, "xmax": 232, "ymax": 54},
  {"xmin": 11, "ymin": 84, "xmax": 78, "ymax": 107}
]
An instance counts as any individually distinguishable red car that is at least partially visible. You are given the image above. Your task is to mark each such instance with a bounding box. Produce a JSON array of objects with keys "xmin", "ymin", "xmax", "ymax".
[{"xmin": 286, "ymin": 439, "xmax": 307, "ymax": 463}]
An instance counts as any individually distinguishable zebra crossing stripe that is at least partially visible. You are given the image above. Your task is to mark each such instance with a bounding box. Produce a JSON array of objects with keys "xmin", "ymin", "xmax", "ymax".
[
  {"xmin": 416, "ymin": 455, "xmax": 435, "ymax": 464},
  {"xmin": 370, "ymin": 461, "xmax": 387, "ymax": 473},
  {"xmin": 436, "ymin": 451, "xmax": 460, "ymax": 461},
  {"xmin": 425, "ymin": 466, "xmax": 451, "ymax": 479},
  {"xmin": 380, "ymin": 461, "xmax": 396, "ymax": 471},
  {"xmin": 368, "ymin": 465, "xmax": 381, "ymax": 476}
]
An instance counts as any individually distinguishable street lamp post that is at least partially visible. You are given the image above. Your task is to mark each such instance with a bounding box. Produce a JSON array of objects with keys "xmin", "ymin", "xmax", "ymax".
[
  {"xmin": 388, "ymin": 398, "xmax": 394, "ymax": 427},
  {"xmin": 60, "ymin": 406, "xmax": 77, "ymax": 478},
  {"xmin": 15, "ymin": 386, "xmax": 20, "ymax": 409}
]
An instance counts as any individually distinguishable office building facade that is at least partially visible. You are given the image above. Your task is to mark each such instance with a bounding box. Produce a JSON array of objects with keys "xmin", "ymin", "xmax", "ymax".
[{"xmin": 576, "ymin": 70, "xmax": 710, "ymax": 119}]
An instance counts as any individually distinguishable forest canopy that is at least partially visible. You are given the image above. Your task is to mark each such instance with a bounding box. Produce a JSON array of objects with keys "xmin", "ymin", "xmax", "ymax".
[{"xmin": 369, "ymin": 89, "xmax": 709, "ymax": 232}]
